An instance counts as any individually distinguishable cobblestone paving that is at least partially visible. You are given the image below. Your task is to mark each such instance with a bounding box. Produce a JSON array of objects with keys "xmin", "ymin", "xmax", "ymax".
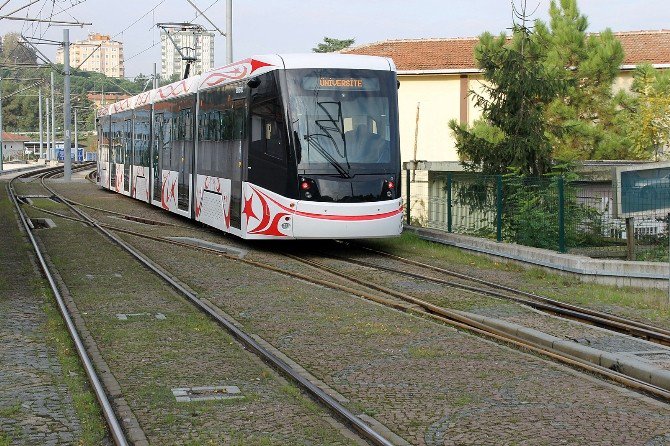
[
  {"xmin": 0, "ymin": 184, "xmax": 83, "ymax": 445},
  {"xmin": 323, "ymin": 256, "xmax": 670, "ymax": 370},
  {"xmin": 19, "ymin": 183, "xmax": 360, "ymax": 445},
  {"xmin": 127, "ymin": 240, "xmax": 670, "ymax": 446},
  {"xmin": 48, "ymin": 179, "xmax": 670, "ymax": 445}
]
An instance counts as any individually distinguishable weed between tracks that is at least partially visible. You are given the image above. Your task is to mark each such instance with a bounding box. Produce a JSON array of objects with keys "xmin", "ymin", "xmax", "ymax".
[{"xmin": 364, "ymin": 232, "xmax": 670, "ymax": 326}]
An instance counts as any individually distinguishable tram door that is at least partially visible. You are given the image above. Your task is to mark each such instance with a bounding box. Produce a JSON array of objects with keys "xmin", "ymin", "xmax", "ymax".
[
  {"xmin": 229, "ymin": 83, "xmax": 247, "ymax": 229},
  {"xmin": 152, "ymin": 112, "xmax": 163, "ymax": 202},
  {"xmin": 176, "ymin": 107, "xmax": 193, "ymax": 212},
  {"xmin": 123, "ymin": 119, "xmax": 132, "ymax": 193}
]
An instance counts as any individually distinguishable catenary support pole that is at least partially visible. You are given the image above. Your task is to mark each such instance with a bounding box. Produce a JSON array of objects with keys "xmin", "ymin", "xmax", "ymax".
[
  {"xmin": 50, "ymin": 71, "xmax": 55, "ymax": 161},
  {"xmin": 38, "ymin": 88, "xmax": 44, "ymax": 159},
  {"xmin": 63, "ymin": 29, "xmax": 72, "ymax": 180},
  {"xmin": 226, "ymin": 0, "xmax": 233, "ymax": 63},
  {"xmin": 0, "ymin": 75, "xmax": 3, "ymax": 171},
  {"xmin": 74, "ymin": 108, "xmax": 78, "ymax": 162},
  {"xmin": 153, "ymin": 62, "xmax": 158, "ymax": 89},
  {"xmin": 46, "ymin": 98, "xmax": 50, "ymax": 162}
]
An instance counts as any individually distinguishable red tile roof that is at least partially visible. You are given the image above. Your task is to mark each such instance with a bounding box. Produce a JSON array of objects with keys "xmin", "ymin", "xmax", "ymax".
[
  {"xmin": 342, "ymin": 30, "xmax": 670, "ymax": 71},
  {"xmin": 1, "ymin": 132, "xmax": 29, "ymax": 142}
]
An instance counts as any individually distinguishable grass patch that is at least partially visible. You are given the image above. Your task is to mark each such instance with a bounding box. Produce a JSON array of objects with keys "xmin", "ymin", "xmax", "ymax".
[
  {"xmin": 407, "ymin": 345, "xmax": 444, "ymax": 359},
  {"xmin": 0, "ymin": 431, "xmax": 12, "ymax": 446},
  {"xmin": 364, "ymin": 232, "xmax": 522, "ymax": 273},
  {"xmin": 279, "ymin": 384, "xmax": 320, "ymax": 414},
  {"xmin": 0, "ymin": 404, "xmax": 21, "ymax": 418},
  {"xmin": 450, "ymin": 393, "xmax": 475, "ymax": 407},
  {"xmin": 366, "ymin": 231, "xmax": 670, "ymax": 324}
]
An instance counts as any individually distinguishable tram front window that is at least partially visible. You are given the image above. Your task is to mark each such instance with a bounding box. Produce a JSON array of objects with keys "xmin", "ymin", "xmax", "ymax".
[{"xmin": 285, "ymin": 69, "xmax": 398, "ymax": 177}]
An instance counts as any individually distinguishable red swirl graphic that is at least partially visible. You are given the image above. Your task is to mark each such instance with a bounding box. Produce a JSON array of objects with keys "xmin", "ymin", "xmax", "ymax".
[
  {"xmin": 201, "ymin": 58, "xmax": 273, "ymax": 88},
  {"xmin": 158, "ymin": 80, "xmax": 189, "ymax": 99}
]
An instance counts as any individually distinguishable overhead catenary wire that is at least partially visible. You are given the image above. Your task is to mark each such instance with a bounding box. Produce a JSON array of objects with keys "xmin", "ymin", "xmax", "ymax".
[{"xmin": 73, "ymin": 0, "xmax": 165, "ymax": 71}]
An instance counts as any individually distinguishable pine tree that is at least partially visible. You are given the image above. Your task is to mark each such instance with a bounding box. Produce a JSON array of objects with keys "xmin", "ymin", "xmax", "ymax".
[
  {"xmin": 449, "ymin": 26, "xmax": 561, "ymax": 176},
  {"xmin": 312, "ymin": 37, "xmax": 355, "ymax": 53},
  {"xmin": 535, "ymin": 0, "xmax": 627, "ymax": 161}
]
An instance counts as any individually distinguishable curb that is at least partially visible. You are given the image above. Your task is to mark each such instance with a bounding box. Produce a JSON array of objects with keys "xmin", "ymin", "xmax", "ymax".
[
  {"xmin": 406, "ymin": 225, "xmax": 670, "ymax": 289},
  {"xmin": 460, "ymin": 311, "xmax": 670, "ymax": 392}
]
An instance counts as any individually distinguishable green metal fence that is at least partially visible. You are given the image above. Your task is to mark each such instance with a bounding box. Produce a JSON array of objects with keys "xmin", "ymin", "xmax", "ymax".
[{"xmin": 405, "ymin": 170, "xmax": 670, "ymax": 262}]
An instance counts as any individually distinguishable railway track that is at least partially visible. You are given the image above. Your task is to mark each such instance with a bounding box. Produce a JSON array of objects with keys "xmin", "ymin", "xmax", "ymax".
[
  {"xmin": 19, "ymin": 167, "xmax": 670, "ymax": 406},
  {"xmin": 7, "ymin": 164, "xmax": 129, "ymax": 446},
  {"xmin": 44, "ymin": 171, "xmax": 670, "ymax": 348},
  {"xmin": 19, "ymin": 165, "xmax": 397, "ymax": 446},
  {"xmin": 325, "ymin": 244, "xmax": 670, "ymax": 346}
]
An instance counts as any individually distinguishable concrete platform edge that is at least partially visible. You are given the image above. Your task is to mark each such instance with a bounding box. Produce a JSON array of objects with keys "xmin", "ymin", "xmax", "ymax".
[
  {"xmin": 462, "ymin": 311, "xmax": 670, "ymax": 392},
  {"xmin": 406, "ymin": 225, "xmax": 670, "ymax": 289}
]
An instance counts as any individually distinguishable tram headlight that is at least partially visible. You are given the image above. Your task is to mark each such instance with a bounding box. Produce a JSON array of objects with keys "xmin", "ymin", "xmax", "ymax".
[
  {"xmin": 299, "ymin": 177, "xmax": 319, "ymax": 200},
  {"xmin": 382, "ymin": 177, "xmax": 396, "ymax": 200}
]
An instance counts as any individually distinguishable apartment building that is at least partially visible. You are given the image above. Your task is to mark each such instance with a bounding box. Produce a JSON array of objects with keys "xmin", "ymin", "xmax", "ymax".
[
  {"xmin": 160, "ymin": 29, "xmax": 215, "ymax": 80},
  {"xmin": 56, "ymin": 33, "xmax": 124, "ymax": 78}
]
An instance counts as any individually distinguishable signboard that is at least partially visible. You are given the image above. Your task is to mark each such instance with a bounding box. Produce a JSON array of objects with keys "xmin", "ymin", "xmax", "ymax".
[{"xmin": 614, "ymin": 162, "xmax": 670, "ymax": 218}]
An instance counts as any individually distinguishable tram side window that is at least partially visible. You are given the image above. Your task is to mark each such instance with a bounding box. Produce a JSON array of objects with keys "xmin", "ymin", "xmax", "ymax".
[
  {"xmin": 124, "ymin": 119, "xmax": 132, "ymax": 165},
  {"xmin": 134, "ymin": 111, "xmax": 150, "ymax": 167},
  {"xmin": 250, "ymin": 74, "xmax": 285, "ymax": 162},
  {"xmin": 111, "ymin": 119, "xmax": 123, "ymax": 164},
  {"xmin": 161, "ymin": 113, "xmax": 172, "ymax": 170},
  {"xmin": 171, "ymin": 108, "xmax": 192, "ymax": 172}
]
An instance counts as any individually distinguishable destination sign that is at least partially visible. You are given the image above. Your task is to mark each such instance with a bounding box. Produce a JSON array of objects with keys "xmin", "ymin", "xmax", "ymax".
[{"xmin": 302, "ymin": 76, "xmax": 380, "ymax": 91}]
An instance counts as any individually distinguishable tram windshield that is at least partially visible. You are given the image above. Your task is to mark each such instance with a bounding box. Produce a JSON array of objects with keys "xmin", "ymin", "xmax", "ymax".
[{"xmin": 285, "ymin": 69, "xmax": 399, "ymax": 177}]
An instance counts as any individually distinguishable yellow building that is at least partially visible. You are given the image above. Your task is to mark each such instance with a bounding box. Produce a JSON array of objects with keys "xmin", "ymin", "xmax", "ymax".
[
  {"xmin": 56, "ymin": 33, "xmax": 124, "ymax": 78},
  {"xmin": 344, "ymin": 30, "xmax": 670, "ymax": 164}
]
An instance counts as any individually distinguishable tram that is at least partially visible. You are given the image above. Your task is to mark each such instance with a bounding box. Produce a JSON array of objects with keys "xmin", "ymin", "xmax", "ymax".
[{"xmin": 96, "ymin": 54, "xmax": 403, "ymax": 239}]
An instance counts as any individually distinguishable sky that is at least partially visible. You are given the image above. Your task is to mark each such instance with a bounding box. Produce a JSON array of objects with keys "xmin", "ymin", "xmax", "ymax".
[{"xmin": 3, "ymin": 0, "xmax": 670, "ymax": 78}]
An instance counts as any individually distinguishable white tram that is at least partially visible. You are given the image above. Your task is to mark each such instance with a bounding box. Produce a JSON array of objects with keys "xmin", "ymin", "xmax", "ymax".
[{"xmin": 96, "ymin": 54, "xmax": 403, "ymax": 239}]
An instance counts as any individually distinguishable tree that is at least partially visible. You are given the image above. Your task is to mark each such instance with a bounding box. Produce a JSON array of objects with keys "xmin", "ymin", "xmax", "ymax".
[
  {"xmin": 449, "ymin": 26, "xmax": 561, "ymax": 176},
  {"xmin": 619, "ymin": 64, "xmax": 670, "ymax": 160},
  {"xmin": 312, "ymin": 37, "xmax": 355, "ymax": 53},
  {"xmin": 0, "ymin": 32, "xmax": 37, "ymax": 64},
  {"xmin": 535, "ymin": 0, "xmax": 627, "ymax": 161}
]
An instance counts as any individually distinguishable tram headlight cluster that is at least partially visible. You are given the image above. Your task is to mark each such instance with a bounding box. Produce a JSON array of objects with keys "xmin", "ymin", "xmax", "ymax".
[
  {"xmin": 299, "ymin": 177, "xmax": 319, "ymax": 201},
  {"xmin": 383, "ymin": 178, "xmax": 396, "ymax": 199}
]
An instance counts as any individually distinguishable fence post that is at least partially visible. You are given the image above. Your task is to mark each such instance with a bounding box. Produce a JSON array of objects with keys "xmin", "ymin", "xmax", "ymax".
[
  {"xmin": 406, "ymin": 169, "xmax": 411, "ymax": 226},
  {"xmin": 558, "ymin": 176, "xmax": 566, "ymax": 253},
  {"xmin": 496, "ymin": 175, "xmax": 503, "ymax": 242},
  {"xmin": 446, "ymin": 173, "xmax": 453, "ymax": 233}
]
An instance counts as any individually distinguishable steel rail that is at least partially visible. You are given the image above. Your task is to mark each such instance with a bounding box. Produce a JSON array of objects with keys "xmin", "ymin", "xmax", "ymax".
[
  {"xmin": 37, "ymin": 170, "xmax": 395, "ymax": 446},
  {"xmin": 322, "ymin": 252, "xmax": 670, "ymax": 346},
  {"xmin": 25, "ymin": 175, "xmax": 670, "ymax": 404},
  {"xmin": 8, "ymin": 166, "xmax": 129, "ymax": 446},
  {"xmin": 347, "ymin": 243, "xmax": 670, "ymax": 340},
  {"xmin": 285, "ymin": 254, "xmax": 670, "ymax": 402}
]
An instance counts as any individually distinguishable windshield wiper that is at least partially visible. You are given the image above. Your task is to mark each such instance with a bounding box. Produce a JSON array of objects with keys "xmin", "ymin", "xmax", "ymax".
[
  {"xmin": 315, "ymin": 101, "xmax": 349, "ymax": 168},
  {"xmin": 303, "ymin": 133, "xmax": 351, "ymax": 178}
]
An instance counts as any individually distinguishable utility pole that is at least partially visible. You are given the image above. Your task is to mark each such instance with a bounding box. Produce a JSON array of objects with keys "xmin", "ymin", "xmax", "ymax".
[
  {"xmin": 38, "ymin": 88, "xmax": 44, "ymax": 159},
  {"xmin": 226, "ymin": 0, "xmax": 233, "ymax": 63},
  {"xmin": 153, "ymin": 62, "xmax": 158, "ymax": 89},
  {"xmin": 46, "ymin": 97, "xmax": 50, "ymax": 161},
  {"xmin": 50, "ymin": 71, "xmax": 56, "ymax": 162},
  {"xmin": 0, "ymin": 75, "xmax": 3, "ymax": 172},
  {"xmin": 63, "ymin": 29, "xmax": 72, "ymax": 180}
]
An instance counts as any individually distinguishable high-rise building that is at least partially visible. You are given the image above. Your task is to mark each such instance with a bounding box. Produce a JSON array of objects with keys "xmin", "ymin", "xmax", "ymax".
[
  {"xmin": 160, "ymin": 29, "xmax": 215, "ymax": 81},
  {"xmin": 56, "ymin": 33, "xmax": 124, "ymax": 78}
]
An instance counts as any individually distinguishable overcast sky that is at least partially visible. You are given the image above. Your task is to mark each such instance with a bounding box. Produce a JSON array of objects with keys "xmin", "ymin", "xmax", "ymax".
[{"xmin": 3, "ymin": 0, "xmax": 670, "ymax": 77}]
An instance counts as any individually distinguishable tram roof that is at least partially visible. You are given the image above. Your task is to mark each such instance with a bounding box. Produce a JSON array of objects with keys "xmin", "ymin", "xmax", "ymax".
[{"xmin": 97, "ymin": 53, "xmax": 396, "ymax": 117}]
